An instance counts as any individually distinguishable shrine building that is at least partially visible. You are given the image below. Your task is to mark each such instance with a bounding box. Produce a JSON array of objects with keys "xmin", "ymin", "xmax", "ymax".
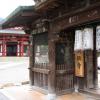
[
  {"xmin": 2, "ymin": 1, "xmax": 100, "ymax": 100},
  {"xmin": 0, "ymin": 28, "xmax": 30, "ymax": 57}
]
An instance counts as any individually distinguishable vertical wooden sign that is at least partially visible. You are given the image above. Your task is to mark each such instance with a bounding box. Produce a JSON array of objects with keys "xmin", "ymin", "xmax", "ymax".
[{"xmin": 75, "ymin": 51, "xmax": 84, "ymax": 77}]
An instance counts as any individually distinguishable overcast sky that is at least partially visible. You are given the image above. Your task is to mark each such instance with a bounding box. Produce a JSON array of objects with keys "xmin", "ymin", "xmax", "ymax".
[{"xmin": 0, "ymin": 0, "xmax": 35, "ymax": 18}]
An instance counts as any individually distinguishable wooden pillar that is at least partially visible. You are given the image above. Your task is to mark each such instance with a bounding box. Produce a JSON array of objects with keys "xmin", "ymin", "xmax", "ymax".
[
  {"xmin": 29, "ymin": 35, "xmax": 34, "ymax": 85},
  {"xmin": 28, "ymin": 44, "xmax": 30, "ymax": 56},
  {"xmin": 5, "ymin": 42, "xmax": 6, "ymax": 56},
  {"xmin": 48, "ymin": 24, "xmax": 56, "ymax": 100},
  {"xmin": 84, "ymin": 50, "xmax": 94, "ymax": 88},
  {"xmin": 78, "ymin": 51, "xmax": 94, "ymax": 90},
  {"xmin": 93, "ymin": 26, "xmax": 98, "ymax": 88},
  {"xmin": 2, "ymin": 36, "xmax": 6, "ymax": 56},
  {"xmin": 0, "ymin": 44, "xmax": 2, "ymax": 56},
  {"xmin": 17, "ymin": 42, "xmax": 20, "ymax": 56},
  {"xmin": 2, "ymin": 41, "xmax": 4, "ymax": 56},
  {"xmin": 20, "ymin": 41, "xmax": 24, "ymax": 57}
]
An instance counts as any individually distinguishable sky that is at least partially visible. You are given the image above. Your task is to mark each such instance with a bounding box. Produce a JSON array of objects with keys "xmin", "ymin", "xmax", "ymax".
[{"xmin": 0, "ymin": 0, "xmax": 35, "ymax": 18}]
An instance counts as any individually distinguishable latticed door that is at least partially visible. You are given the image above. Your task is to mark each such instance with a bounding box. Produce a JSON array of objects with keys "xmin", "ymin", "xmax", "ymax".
[{"xmin": 55, "ymin": 38, "xmax": 75, "ymax": 94}]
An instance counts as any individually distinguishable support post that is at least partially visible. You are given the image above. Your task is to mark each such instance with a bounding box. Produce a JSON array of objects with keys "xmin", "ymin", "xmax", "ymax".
[
  {"xmin": 17, "ymin": 42, "xmax": 20, "ymax": 56},
  {"xmin": 48, "ymin": 24, "xmax": 56, "ymax": 100},
  {"xmin": 21, "ymin": 41, "xmax": 24, "ymax": 57},
  {"xmin": 2, "ymin": 41, "xmax": 6, "ymax": 56},
  {"xmin": 29, "ymin": 35, "xmax": 34, "ymax": 85},
  {"xmin": 93, "ymin": 26, "xmax": 98, "ymax": 88}
]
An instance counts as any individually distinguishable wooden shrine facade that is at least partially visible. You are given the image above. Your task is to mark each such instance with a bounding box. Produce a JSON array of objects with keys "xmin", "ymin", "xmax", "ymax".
[
  {"xmin": 0, "ymin": 32, "xmax": 30, "ymax": 57},
  {"xmin": 2, "ymin": 0, "xmax": 100, "ymax": 99}
]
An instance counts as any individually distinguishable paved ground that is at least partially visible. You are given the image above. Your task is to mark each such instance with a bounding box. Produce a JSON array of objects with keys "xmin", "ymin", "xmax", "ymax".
[
  {"xmin": 98, "ymin": 70, "xmax": 100, "ymax": 87},
  {"xmin": 0, "ymin": 92, "xmax": 9, "ymax": 100},
  {"xmin": 0, "ymin": 85, "xmax": 100, "ymax": 100},
  {"xmin": 0, "ymin": 57, "xmax": 100, "ymax": 99},
  {"xmin": 0, "ymin": 57, "xmax": 29, "ymax": 87}
]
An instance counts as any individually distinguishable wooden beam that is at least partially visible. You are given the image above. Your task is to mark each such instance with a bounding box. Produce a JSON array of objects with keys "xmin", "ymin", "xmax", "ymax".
[
  {"xmin": 32, "ymin": 68, "xmax": 50, "ymax": 74},
  {"xmin": 51, "ymin": 4, "xmax": 100, "ymax": 33},
  {"xmin": 93, "ymin": 26, "xmax": 98, "ymax": 88},
  {"xmin": 35, "ymin": 0, "xmax": 58, "ymax": 13}
]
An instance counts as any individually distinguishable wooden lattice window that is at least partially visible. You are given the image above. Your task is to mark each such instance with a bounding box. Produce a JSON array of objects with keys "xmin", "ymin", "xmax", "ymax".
[{"xmin": 35, "ymin": 45, "xmax": 49, "ymax": 63}]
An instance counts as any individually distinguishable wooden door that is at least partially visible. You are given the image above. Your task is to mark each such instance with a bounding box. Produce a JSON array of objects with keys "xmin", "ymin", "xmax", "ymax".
[{"xmin": 55, "ymin": 43, "xmax": 74, "ymax": 94}]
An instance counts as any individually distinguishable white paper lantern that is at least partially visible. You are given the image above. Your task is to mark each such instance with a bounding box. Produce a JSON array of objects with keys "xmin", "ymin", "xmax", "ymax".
[
  {"xmin": 83, "ymin": 28, "xmax": 93, "ymax": 50},
  {"xmin": 96, "ymin": 26, "xmax": 100, "ymax": 51},
  {"xmin": 74, "ymin": 30, "xmax": 83, "ymax": 51}
]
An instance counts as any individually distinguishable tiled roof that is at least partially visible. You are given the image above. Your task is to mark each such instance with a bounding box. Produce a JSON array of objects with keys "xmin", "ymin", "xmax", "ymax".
[
  {"xmin": 1, "ymin": 6, "xmax": 39, "ymax": 29},
  {"xmin": 0, "ymin": 29, "xmax": 25, "ymax": 34}
]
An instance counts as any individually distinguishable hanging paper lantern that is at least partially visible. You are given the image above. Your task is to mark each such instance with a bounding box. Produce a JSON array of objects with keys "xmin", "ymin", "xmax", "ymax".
[
  {"xmin": 83, "ymin": 28, "xmax": 93, "ymax": 50},
  {"xmin": 96, "ymin": 26, "xmax": 100, "ymax": 51},
  {"xmin": 74, "ymin": 30, "xmax": 83, "ymax": 51}
]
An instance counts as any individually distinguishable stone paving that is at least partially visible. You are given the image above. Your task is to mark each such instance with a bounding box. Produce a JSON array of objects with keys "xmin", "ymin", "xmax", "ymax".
[
  {"xmin": 0, "ymin": 92, "xmax": 9, "ymax": 100},
  {"xmin": 0, "ymin": 57, "xmax": 100, "ymax": 100},
  {"xmin": 0, "ymin": 57, "xmax": 29, "ymax": 87},
  {"xmin": 0, "ymin": 85, "xmax": 100, "ymax": 100}
]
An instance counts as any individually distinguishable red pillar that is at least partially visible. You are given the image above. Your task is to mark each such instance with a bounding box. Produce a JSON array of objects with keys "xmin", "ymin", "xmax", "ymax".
[
  {"xmin": 17, "ymin": 42, "xmax": 19, "ymax": 56},
  {"xmin": 20, "ymin": 41, "xmax": 24, "ymax": 57},
  {"xmin": 2, "ymin": 36, "xmax": 6, "ymax": 56}
]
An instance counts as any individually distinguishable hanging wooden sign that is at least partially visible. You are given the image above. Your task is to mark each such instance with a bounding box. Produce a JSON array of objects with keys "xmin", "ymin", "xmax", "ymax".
[{"xmin": 75, "ymin": 51, "xmax": 84, "ymax": 77}]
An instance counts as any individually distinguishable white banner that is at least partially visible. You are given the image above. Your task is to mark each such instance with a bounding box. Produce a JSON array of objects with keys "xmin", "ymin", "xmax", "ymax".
[
  {"xmin": 96, "ymin": 26, "xmax": 100, "ymax": 51},
  {"xmin": 83, "ymin": 28, "xmax": 93, "ymax": 50},
  {"xmin": 74, "ymin": 30, "xmax": 83, "ymax": 51}
]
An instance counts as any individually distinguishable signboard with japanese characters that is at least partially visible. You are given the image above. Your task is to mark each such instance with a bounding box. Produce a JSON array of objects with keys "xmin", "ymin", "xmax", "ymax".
[{"xmin": 75, "ymin": 51, "xmax": 84, "ymax": 77}]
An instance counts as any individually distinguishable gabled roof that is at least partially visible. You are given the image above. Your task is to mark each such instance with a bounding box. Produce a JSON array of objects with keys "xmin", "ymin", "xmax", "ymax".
[
  {"xmin": 0, "ymin": 29, "xmax": 25, "ymax": 34},
  {"xmin": 1, "ymin": 6, "xmax": 40, "ymax": 29}
]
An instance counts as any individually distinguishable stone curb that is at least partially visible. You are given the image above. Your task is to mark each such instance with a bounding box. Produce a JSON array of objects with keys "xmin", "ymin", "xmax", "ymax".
[{"xmin": 0, "ymin": 81, "xmax": 29, "ymax": 89}]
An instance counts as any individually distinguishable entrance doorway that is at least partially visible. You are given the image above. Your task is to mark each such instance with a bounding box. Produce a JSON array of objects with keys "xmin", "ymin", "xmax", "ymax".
[
  {"xmin": 0, "ymin": 42, "xmax": 29, "ymax": 87},
  {"xmin": 55, "ymin": 31, "xmax": 75, "ymax": 93},
  {"xmin": 6, "ymin": 42, "xmax": 17, "ymax": 56}
]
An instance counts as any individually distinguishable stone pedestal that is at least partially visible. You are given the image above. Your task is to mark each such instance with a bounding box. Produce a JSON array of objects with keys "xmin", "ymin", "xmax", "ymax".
[{"xmin": 47, "ymin": 94, "xmax": 56, "ymax": 100}]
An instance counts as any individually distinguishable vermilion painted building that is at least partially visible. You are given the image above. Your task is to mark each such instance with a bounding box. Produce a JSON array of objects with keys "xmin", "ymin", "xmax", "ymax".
[{"xmin": 0, "ymin": 28, "xmax": 30, "ymax": 57}]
